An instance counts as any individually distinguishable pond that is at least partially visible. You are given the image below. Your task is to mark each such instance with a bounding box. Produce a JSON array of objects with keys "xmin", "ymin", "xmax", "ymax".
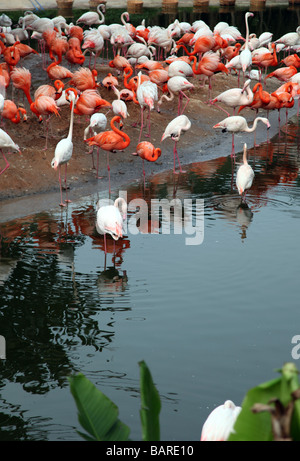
[
  {"xmin": 0, "ymin": 2, "xmax": 300, "ymax": 442},
  {"xmin": 0, "ymin": 113, "xmax": 299, "ymax": 441}
]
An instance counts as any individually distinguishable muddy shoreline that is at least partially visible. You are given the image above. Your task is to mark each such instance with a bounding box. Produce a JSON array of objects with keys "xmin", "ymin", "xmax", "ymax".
[{"xmin": 0, "ymin": 54, "xmax": 295, "ymax": 222}]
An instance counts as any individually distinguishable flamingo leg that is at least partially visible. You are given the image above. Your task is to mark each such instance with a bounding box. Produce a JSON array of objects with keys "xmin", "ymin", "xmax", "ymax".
[
  {"xmin": 107, "ymin": 151, "xmax": 111, "ymax": 194},
  {"xmin": 173, "ymin": 141, "xmax": 185, "ymax": 174},
  {"xmin": 180, "ymin": 91, "xmax": 190, "ymax": 115},
  {"xmin": 145, "ymin": 108, "xmax": 151, "ymax": 138},
  {"xmin": 64, "ymin": 164, "xmax": 71, "ymax": 203},
  {"xmin": 96, "ymin": 147, "xmax": 103, "ymax": 178},
  {"xmin": 231, "ymin": 133, "xmax": 236, "ymax": 158},
  {"xmin": 58, "ymin": 165, "xmax": 66, "ymax": 207},
  {"xmin": 0, "ymin": 151, "xmax": 10, "ymax": 176},
  {"xmin": 138, "ymin": 107, "xmax": 144, "ymax": 143}
]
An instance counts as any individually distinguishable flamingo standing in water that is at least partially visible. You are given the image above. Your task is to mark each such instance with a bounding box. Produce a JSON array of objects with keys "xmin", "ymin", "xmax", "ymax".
[
  {"xmin": 161, "ymin": 114, "xmax": 191, "ymax": 173},
  {"xmin": 200, "ymin": 400, "xmax": 242, "ymax": 441},
  {"xmin": 51, "ymin": 89, "xmax": 76, "ymax": 207},
  {"xmin": 236, "ymin": 143, "xmax": 255, "ymax": 202},
  {"xmin": 96, "ymin": 197, "xmax": 127, "ymax": 256},
  {"xmin": 85, "ymin": 115, "xmax": 130, "ymax": 192},
  {"xmin": 213, "ymin": 115, "xmax": 270, "ymax": 157}
]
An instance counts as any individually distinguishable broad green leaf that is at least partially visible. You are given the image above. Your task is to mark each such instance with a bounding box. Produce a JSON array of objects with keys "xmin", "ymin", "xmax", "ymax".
[
  {"xmin": 229, "ymin": 363, "xmax": 300, "ymax": 441},
  {"xmin": 139, "ymin": 360, "xmax": 161, "ymax": 441},
  {"xmin": 69, "ymin": 373, "xmax": 130, "ymax": 441}
]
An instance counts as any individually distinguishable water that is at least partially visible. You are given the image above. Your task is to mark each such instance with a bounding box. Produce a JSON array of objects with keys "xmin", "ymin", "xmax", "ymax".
[{"xmin": 0, "ymin": 114, "xmax": 299, "ymax": 441}]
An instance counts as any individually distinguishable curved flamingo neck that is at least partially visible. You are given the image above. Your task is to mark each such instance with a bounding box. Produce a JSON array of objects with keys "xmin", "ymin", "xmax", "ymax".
[
  {"xmin": 111, "ymin": 116, "xmax": 130, "ymax": 146},
  {"xmin": 123, "ymin": 66, "xmax": 133, "ymax": 89},
  {"xmin": 177, "ymin": 44, "xmax": 192, "ymax": 56},
  {"xmin": 189, "ymin": 56, "xmax": 200, "ymax": 74}
]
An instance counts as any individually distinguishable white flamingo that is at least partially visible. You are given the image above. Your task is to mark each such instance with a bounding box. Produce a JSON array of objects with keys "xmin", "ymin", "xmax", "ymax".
[
  {"xmin": 158, "ymin": 76, "xmax": 194, "ymax": 115},
  {"xmin": 0, "ymin": 128, "xmax": 21, "ymax": 176},
  {"xmin": 236, "ymin": 143, "xmax": 255, "ymax": 201},
  {"xmin": 51, "ymin": 89, "xmax": 76, "ymax": 207},
  {"xmin": 213, "ymin": 115, "xmax": 270, "ymax": 157},
  {"xmin": 161, "ymin": 114, "xmax": 191, "ymax": 173},
  {"xmin": 76, "ymin": 3, "xmax": 106, "ymax": 27},
  {"xmin": 200, "ymin": 400, "xmax": 242, "ymax": 441},
  {"xmin": 96, "ymin": 197, "xmax": 127, "ymax": 255}
]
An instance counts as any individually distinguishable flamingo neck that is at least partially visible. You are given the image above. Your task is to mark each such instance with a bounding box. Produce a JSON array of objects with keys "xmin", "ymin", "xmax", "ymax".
[{"xmin": 111, "ymin": 117, "xmax": 130, "ymax": 146}]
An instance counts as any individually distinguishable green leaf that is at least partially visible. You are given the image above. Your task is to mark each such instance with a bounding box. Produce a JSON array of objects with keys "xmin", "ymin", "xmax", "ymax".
[
  {"xmin": 139, "ymin": 360, "xmax": 161, "ymax": 441},
  {"xmin": 68, "ymin": 373, "xmax": 131, "ymax": 441},
  {"xmin": 228, "ymin": 363, "xmax": 300, "ymax": 441}
]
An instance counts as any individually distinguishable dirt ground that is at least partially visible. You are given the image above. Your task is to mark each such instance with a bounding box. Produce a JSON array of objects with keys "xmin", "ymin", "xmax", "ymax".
[{"xmin": 0, "ymin": 52, "xmax": 288, "ymax": 212}]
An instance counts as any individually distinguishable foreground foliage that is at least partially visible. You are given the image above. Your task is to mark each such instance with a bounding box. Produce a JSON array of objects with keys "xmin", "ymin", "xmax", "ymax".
[{"xmin": 69, "ymin": 361, "xmax": 300, "ymax": 441}]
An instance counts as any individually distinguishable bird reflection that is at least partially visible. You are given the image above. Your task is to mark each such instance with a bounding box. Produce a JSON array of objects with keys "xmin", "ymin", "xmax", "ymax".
[
  {"xmin": 213, "ymin": 195, "xmax": 254, "ymax": 241},
  {"xmin": 236, "ymin": 202, "xmax": 254, "ymax": 241},
  {"xmin": 0, "ymin": 257, "xmax": 18, "ymax": 285},
  {"xmin": 97, "ymin": 266, "xmax": 128, "ymax": 297}
]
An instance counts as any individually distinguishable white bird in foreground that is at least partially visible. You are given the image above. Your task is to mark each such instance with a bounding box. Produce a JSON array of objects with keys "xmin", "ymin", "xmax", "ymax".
[
  {"xmin": 96, "ymin": 197, "xmax": 127, "ymax": 254},
  {"xmin": 236, "ymin": 143, "xmax": 255, "ymax": 201},
  {"xmin": 84, "ymin": 113, "xmax": 107, "ymax": 140},
  {"xmin": 0, "ymin": 128, "xmax": 21, "ymax": 176},
  {"xmin": 213, "ymin": 115, "xmax": 270, "ymax": 157},
  {"xmin": 200, "ymin": 400, "xmax": 242, "ymax": 441},
  {"xmin": 161, "ymin": 114, "xmax": 191, "ymax": 174},
  {"xmin": 51, "ymin": 89, "xmax": 76, "ymax": 207}
]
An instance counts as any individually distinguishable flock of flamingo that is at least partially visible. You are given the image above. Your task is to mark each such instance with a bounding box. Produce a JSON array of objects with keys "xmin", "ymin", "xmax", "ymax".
[{"xmin": 0, "ymin": 6, "xmax": 300, "ymax": 256}]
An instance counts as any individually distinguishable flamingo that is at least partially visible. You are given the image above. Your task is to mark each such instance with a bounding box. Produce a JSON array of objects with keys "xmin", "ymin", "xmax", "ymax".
[
  {"xmin": 73, "ymin": 89, "xmax": 111, "ymax": 117},
  {"xmin": 239, "ymin": 12, "xmax": 254, "ymax": 77},
  {"xmin": 157, "ymin": 75, "xmax": 194, "ymax": 115},
  {"xmin": 136, "ymin": 71, "xmax": 158, "ymax": 142},
  {"xmin": 275, "ymin": 26, "xmax": 300, "ymax": 49},
  {"xmin": 96, "ymin": 197, "xmax": 127, "ymax": 256},
  {"xmin": 0, "ymin": 127, "xmax": 21, "ymax": 176},
  {"xmin": 46, "ymin": 61, "xmax": 73, "ymax": 81},
  {"xmin": 167, "ymin": 60, "xmax": 194, "ymax": 78},
  {"xmin": 131, "ymin": 141, "xmax": 162, "ymax": 183},
  {"xmin": 189, "ymin": 52, "xmax": 228, "ymax": 100},
  {"xmin": 161, "ymin": 114, "xmax": 191, "ymax": 173},
  {"xmin": 101, "ymin": 73, "xmax": 118, "ymax": 90},
  {"xmin": 51, "ymin": 89, "xmax": 76, "ymax": 207},
  {"xmin": 265, "ymin": 65, "xmax": 298, "ymax": 83},
  {"xmin": 252, "ymin": 42, "xmax": 278, "ymax": 80},
  {"xmin": 1, "ymin": 100, "xmax": 27, "ymax": 124},
  {"xmin": 82, "ymin": 28, "xmax": 104, "ymax": 69},
  {"xmin": 69, "ymin": 67, "xmax": 99, "ymax": 92},
  {"xmin": 84, "ymin": 112, "xmax": 107, "ymax": 170},
  {"xmin": 111, "ymin": 85, "xmax": 129, "ymax": 119},
  {"xmin": 210, "ymin": 79, "xmax": 253, "ymax": 116},
  {"xmin": 236, "ymin": 143, "xmax": 255, "ymax": 202},
  {"xmin": 200, "ymin": 400, "xmax": 242, "ymax": 441},
  {"xmin": 213, "ymin": 115, "xmax": 270, "ymax": 157},
  {"xmin": 85, "ymin": 115, "xmax": 130, "ymax": 192},
  {"xmin": 76, "ymin": 3, "xmax": 106, "ymax": 27}
]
